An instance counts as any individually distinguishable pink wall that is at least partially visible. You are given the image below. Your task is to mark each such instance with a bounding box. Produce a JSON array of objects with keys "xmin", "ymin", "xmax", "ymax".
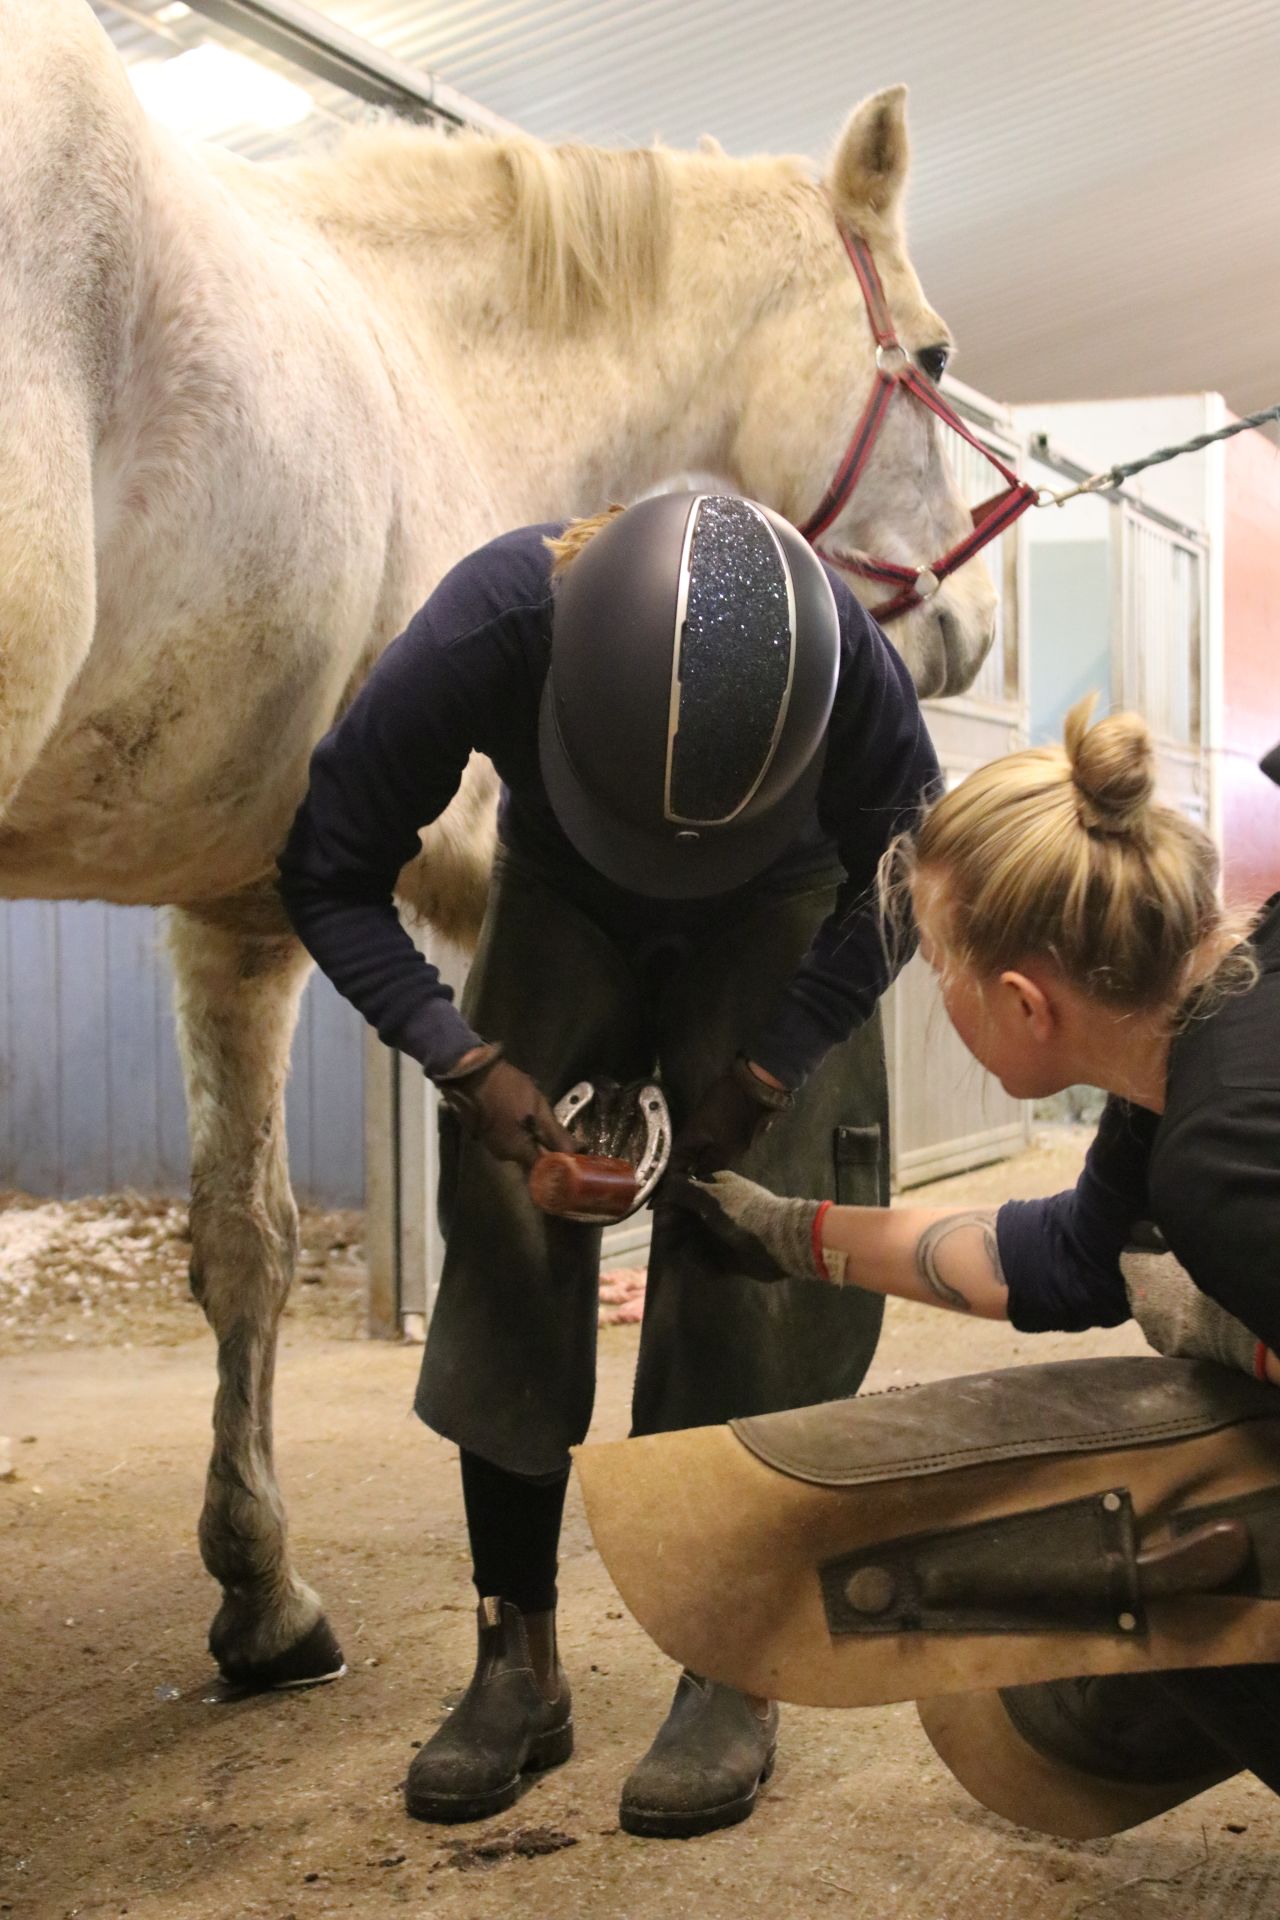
[{"xmin": 1221, "ymin": 429, "xmax": 1280, "ymax": 905}]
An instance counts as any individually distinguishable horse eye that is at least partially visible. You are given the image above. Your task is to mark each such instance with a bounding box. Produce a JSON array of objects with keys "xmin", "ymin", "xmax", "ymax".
[{"xmin": 916, "ymin": 344, "xmax": 950, "ymax": 383}]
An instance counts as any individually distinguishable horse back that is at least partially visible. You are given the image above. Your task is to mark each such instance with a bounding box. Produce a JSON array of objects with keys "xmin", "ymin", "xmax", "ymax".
[{"xmin": 0, "ymin": 5, "xmax": 451, "ymax": 902}]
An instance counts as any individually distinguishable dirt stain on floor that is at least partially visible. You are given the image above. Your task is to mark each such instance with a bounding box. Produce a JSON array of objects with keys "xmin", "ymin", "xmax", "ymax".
[{"xmin": 431, "ymin": 1824, "xmax": 580, "ymax": 1871}]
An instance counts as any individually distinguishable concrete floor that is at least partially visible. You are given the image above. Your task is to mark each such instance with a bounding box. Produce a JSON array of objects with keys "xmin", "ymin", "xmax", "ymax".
[{"xmin": 2, "ymin": 1134, "xmax": 1279, "ymax": 1919}]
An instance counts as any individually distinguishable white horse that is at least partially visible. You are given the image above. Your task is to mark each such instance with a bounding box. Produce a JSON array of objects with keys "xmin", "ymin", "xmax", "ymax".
[{"xmin": 2, "ymin": 0, "xmax": 997, "ymax": 1687}]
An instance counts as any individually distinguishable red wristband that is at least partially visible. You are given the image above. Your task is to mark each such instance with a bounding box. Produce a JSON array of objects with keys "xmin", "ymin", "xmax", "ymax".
[
  {"xmin": 1255, "ymin": 1340, "xmax": 1269, "ymax": 1382},
  {"xmin": 811, "ymin": 1200, "xmax": 833, "ymax": 1278}
]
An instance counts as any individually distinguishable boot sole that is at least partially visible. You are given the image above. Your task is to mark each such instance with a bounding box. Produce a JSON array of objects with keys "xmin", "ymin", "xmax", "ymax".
[
  {"xmin": 619, "ymin": 1745, "xmax": 776, "ymax": 1840},
  {"xmin": 405, "ymin": 1718, "xmax": 574, "ymax": 1825}
]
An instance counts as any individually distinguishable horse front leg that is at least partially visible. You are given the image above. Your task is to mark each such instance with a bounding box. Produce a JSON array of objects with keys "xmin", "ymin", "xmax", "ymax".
[{"xmin": 169, "ymin": 899, "xmax": 345, "ymax": 1689}]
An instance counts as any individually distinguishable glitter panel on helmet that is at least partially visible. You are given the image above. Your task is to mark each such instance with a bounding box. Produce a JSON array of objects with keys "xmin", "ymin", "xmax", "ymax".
[{"xmin": 668, "ymin": 498, "xmax": 793, "ymax": 824}]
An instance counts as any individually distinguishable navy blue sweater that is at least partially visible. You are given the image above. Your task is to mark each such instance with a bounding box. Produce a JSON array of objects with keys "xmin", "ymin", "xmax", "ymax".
[
  {"xmin": 277, "ymin": 524, "xmax": 940, "ymax": 1086},
  {"xmin": 998, "ymin": 894, "xmax": 1280, "ymax": 1351}
]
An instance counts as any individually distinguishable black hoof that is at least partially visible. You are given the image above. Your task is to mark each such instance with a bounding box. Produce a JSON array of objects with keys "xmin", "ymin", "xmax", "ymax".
[{"xmin": 215, "ymin": 1615, "xmax": 346, "ymax": 1695}]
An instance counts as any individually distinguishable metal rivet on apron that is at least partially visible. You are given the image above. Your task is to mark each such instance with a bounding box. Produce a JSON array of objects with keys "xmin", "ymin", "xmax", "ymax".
[
  {"xmin": 844, "ymin": 1566, "xmax": 897, "ymax": 1615},
  {"xmin": 1117, "ymin": 1611, "xmax": 1138, "ymax": 1633},
  {"xmin": 1101, "ymin": 1492, "xmax": 1123, "ymax": 1513}
]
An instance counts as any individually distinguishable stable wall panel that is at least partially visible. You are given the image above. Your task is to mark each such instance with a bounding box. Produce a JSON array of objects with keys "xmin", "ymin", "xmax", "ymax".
[{"xmin": 0, "ymin": 901, "xmax": 364, "ymax": 1205}]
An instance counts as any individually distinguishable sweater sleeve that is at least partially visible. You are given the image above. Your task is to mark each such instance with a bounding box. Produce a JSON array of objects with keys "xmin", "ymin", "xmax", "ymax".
[
  {"xmin": 748, "ymin": 599, "xmax": 942, "ymax": 1087},
  {"xmin": 995, "ymin": 1098, "xmax": 1158, "ymax": 1332},
  {"xmin": 277, "ymin": 608, "xmax": 505, "ymax": 1078}
]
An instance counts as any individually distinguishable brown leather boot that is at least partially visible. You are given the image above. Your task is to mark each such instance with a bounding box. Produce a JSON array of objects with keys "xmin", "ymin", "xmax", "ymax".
[
  {"xmin": 404, "ymin": 1598, "xmax": 572, "ymax": 1823},
  {"xmin": 619, "ymin": 1670, "xmax": 778, "ymax": 1838}
]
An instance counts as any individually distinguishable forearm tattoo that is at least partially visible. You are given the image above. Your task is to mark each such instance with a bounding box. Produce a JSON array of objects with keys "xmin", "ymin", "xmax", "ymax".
[{"xmin": 914, "ymin": 1210, "xmax": 1006, "ymax": 1314}]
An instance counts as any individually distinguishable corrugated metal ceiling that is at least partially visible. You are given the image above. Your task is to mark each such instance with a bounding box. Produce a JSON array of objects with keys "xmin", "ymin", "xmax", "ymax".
[{"xmin": 89, "ymin": 0, "xmax": 1280, "ymax": 415}]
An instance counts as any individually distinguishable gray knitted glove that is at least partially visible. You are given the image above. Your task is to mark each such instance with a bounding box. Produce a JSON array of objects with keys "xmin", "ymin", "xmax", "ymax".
[
  {"xmin": 1121, "ymin": 1249, "xmax": 1261, "ymax": 1377},
  {"xmin": 676, "ymin": 1170, "xmax": 847, "ymax": 1285}
]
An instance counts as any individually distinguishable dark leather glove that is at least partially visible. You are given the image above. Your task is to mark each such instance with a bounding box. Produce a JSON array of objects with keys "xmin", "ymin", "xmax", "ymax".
[
  {"xmin": 667, "ymin": 1057, "xmax": 794, "ymax": 1183},
  {"xmin": 437, "ymin": 1044, "xmax": 576, "ymax": 1172}
]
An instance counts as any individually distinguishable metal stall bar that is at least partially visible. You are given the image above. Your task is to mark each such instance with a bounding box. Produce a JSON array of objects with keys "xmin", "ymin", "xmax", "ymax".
[
  {"xmin": 1031, "ymin": 435, "xmax": 1211, "ymax": 831},
  {"xmin": 185, "ymin": 0, "xmax": 518, "ymax": 132},
  {"xmin": 1111, "ymin": 505, "xmax": 1210, "ymax": 830},
  {"xmin": 1028, "ymin": 436, "xmax": 1203, "ymax": 542}
]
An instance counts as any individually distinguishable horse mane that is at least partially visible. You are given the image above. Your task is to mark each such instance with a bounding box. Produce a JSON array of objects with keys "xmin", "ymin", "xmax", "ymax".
[{"xmin": 278, "ymin": 125, "xmax": 678, "ymax": 330}]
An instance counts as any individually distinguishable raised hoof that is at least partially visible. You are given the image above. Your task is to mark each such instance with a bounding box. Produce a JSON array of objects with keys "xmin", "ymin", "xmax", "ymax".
[
  {"xmin": 405, "ymin": 1719, "xmax": 574, "ymax": 1825},
  {"xmin": 214, "ymin": 1614, "xmax": 346, "ymax": 1695}
]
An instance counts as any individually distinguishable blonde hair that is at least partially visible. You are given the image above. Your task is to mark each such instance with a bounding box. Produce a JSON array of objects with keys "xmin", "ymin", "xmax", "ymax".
[
  {"xmin": 897, "ymin": 694, "xmax": 1255, "ymax": 1018},
  {"xmin": 544, "ymin": 502, "xmax": 627, "ymax": 580},
  {"xmin": 499, "ymin": 142, "xmax": 672, "ymax": 332}
]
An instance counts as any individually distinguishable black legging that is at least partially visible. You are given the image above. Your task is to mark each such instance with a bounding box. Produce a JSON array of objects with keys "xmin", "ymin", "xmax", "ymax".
[{"xmin": 460, "ymin": 1449, "xmax": 569, "ymax": 1615}]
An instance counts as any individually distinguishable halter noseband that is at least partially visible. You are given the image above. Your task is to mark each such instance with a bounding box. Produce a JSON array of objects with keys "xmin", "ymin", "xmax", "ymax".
[{"xmin": 798, "ymin": 224, "xmax": 1037, "ymax": 623}]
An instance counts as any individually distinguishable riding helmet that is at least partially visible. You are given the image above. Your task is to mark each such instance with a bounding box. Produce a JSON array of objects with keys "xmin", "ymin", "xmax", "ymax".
[{"xmin": 538, "ymin": 492, "xmax": 839, "ymax": 897}]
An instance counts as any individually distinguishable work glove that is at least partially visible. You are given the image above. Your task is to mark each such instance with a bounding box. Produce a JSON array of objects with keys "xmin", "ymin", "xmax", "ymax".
[
  {"xmin": 436, "ymin": 1043, "xmax": 576, "ymax": 1172},
  {"xmin": 668, "ymin": 1168, "xmax": 848, "ymax": 1286},
  {"xmin": 667, "ymin": 1058, "xmax": 795, "ymax": 1184},
  {"xmin": 1121, "ymin": 1248, "xmax": 1266, "ymax": 1379}
]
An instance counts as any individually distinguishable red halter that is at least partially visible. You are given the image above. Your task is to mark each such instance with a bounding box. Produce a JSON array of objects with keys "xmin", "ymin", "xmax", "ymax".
[{"xmin": 799, "ymin": 225, "xmax": 1037, "ymax": 623}]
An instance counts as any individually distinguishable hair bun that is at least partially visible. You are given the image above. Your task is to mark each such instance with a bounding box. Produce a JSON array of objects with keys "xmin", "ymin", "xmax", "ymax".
[{"xmin": 1063, "ymin": 695, "xmax": 1155, "ymax": 839}]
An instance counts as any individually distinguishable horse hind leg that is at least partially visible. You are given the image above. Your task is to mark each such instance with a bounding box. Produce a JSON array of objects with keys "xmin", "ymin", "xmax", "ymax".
[{"xmin": 168, "ymin": 896, "xmax": 344, "ymax": 1689}]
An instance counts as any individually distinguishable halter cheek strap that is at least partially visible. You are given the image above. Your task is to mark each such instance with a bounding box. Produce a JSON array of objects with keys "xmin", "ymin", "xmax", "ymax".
[{"xmin": 799, "ymin": 225, "xmax": 1037, "ymax": 623}]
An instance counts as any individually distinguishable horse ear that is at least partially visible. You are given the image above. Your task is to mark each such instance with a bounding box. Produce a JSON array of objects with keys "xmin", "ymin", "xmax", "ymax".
[{"xmin": 826, "ymin": 86, "xmax": 909, "ymax": 227}]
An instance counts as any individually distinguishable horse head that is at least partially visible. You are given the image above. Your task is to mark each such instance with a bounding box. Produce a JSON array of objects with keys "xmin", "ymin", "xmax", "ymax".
[{"xmin": 727, "ymin": 89, "xmax": 999, "ymax": 699}]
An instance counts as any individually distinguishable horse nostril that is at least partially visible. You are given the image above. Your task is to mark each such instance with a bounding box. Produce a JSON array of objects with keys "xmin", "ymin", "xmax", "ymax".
[
  {"xmin": 935, "ymin": 608, "xmax": 970, "ymax": 697},
  {"xmin": 910, "ymin": 612, "xmax": 948, "ymax": 700},
  {"xmin": 935, "ymin": 605, "xmax": 996, "ymax": 696}
]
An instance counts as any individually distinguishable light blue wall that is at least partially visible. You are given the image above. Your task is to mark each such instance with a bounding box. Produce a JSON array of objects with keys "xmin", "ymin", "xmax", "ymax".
[
  {"xmin": 0, "ymin": 901, "xmax": 364, "ymax": 1205},
  {"xmin": 1028, "ymin": 540, "xmax": 1112, "ymax": 746}
]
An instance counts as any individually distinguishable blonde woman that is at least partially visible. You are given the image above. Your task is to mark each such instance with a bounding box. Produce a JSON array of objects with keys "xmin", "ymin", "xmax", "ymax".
[{"xmin": 678, "ymin": 693, "xmax": 1280, "ymax": 1801}]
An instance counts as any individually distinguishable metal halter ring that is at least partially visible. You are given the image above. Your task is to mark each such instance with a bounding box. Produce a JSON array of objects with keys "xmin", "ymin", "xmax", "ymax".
[
  {"xmin": 875, "ymin": 342, "xmax": 909, "ymax": 377},
  {"xmin": 914, "ymin": 567, "xmax": 941, "ymax": 600}
]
